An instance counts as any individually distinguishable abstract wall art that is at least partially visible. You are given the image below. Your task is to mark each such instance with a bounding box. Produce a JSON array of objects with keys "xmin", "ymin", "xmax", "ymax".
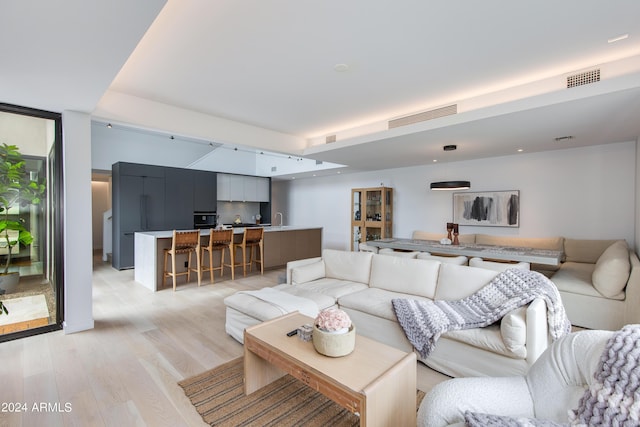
[{"xmin": 453, "ymin": 190, "xmax": 520, "ymax": 227}]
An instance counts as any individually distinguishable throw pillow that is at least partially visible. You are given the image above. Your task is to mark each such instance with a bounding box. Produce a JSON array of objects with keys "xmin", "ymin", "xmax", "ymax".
[
  {"xmin": 591, "ymin": 240, "xmax": 630, "ymax": 298},
  {"xmin": 501, "ymin": 306, "xmax": 527, "ymax": 356},
  {"xmin": 291, "ymin": 260, "xmax": 325, "ymax": 284}
]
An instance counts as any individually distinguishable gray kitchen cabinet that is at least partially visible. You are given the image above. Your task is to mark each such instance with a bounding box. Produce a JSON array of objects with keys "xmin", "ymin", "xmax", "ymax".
[
  {"xmin": 112, "ymin": 162, "xmax": 166, "ymax": 269},
  {"xmin": 193, "ymin": 170, "xmax": 217, "ymax": 211},
  {"xmin": 164, "ymin": 167, "xmax": 194, "ymax": 230},
  {"xmin": 113, "ymin": 163, "xmax": 267, "ymax": 270}
]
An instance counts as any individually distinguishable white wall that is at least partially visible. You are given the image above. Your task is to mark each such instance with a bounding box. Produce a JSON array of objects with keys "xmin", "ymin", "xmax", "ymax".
[
  {"xmin": 273, "ymin": 141, "xmax": 637, "ymax": 250},
  {"xmin": 63, "ymin": 111, "xmax": 94, "ymax": 334},
  {"xmin": 91, "ymin": 122, "xmax": 213, "ymax": 171},
  {"xmin": 0, "ymin": 112, "xmax": 49, "ymax": 156}
]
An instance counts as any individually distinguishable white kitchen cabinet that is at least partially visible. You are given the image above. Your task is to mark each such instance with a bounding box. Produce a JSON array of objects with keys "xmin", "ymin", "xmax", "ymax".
[
  {"xmin": 256, "ymin": 177, "xmax": 270, "ymax": 202},
  {"xmin": 243, "ymin": 176, "xmax": 258, "ymax": 201},
  {"xmin": 217, "ymin": 173, "xmax": 270, "ymax": 202}
]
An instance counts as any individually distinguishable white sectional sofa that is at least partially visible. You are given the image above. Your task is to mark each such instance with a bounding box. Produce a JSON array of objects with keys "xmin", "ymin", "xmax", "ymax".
[
  {"xmin": 410, "ymin": 231, "xmax": 640, "ymax": 331},
  {"xmin": 224, "ymin": 249, "xmax": 554, "ymax": 377},
  {"xmin": 551, "ymin": 239, "xmax": 640, "ymax": 330}
]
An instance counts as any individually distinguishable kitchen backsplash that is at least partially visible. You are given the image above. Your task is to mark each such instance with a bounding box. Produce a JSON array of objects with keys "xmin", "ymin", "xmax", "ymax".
[{"xmin": 217, "ymin": 201, "xmax": 263, "ymax": 224}]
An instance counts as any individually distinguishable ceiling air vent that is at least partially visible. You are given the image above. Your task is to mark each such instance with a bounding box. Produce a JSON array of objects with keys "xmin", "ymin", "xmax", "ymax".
[
  {"xmin": 388, "ymin": 104, "xmax": 457, "ymax": 129},
  {"xmin": 567, "ymin": 69, "xmax": 600, "ymax": 88},
  {"xmin": 325, "ymin": 135, "xmax": 336, "ymax": 144}
]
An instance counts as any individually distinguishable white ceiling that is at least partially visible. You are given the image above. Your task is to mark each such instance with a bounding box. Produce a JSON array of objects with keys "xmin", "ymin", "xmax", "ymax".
[{"xmin": 3, "ymin": 1, "xmax": 640, "ymax": 179}]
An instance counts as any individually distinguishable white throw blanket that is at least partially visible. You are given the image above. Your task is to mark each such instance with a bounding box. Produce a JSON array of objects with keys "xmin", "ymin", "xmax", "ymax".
[
  {"xmin": 392, "ymin": 268, "xmax": 571, "ymax": 358},
  {"xmin": 237, "ymin": 287, "xmax": 319, "ymax": 318}
]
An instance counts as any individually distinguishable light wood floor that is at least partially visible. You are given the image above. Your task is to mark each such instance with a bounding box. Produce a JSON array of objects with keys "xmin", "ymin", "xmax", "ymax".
[{"xmin": 0, "ymin": 257, "xmax": 449, "ymax": 427}]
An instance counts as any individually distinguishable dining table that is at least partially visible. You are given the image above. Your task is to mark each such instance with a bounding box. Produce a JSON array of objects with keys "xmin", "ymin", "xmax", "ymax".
[{"xmin": 366, "ymin": 238, "xmax": 563, "ymax": 266}]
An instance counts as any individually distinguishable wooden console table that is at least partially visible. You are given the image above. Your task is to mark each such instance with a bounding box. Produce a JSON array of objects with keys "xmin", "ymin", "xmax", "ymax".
[
  {"xmin": 367, "ymin": 238, "xmax": 563, "ymax": 266},
  {"xmin": 244, "ymin": 312, "xmax": 417, "ymax": 427}
]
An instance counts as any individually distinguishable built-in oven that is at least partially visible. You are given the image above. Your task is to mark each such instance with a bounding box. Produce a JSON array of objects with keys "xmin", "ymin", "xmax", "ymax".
[{"xmin": 193, "ymin": 212, "xmax": 217, "ymax": 229}]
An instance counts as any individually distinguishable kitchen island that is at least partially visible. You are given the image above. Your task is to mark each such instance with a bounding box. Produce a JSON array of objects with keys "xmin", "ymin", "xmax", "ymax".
[{"xmin": 134, "ymin": 226, "xmax": 322, "ymax": 291}]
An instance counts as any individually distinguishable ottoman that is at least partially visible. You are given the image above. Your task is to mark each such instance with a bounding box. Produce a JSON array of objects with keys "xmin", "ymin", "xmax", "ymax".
[{"xmin": 224, "ymin": 284, "xmax": 337, "ymax": 343}]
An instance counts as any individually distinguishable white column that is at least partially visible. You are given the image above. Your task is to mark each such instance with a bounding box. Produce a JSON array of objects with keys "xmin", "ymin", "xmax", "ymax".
[{"xmin": 62, "ymin": 111, "xmax": 94, "ymax": 333}]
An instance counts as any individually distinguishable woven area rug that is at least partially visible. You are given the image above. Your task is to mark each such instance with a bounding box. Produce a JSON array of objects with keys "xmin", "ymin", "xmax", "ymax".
[{"xmin": 179, "ymin": 357, "xmax": 425, "ymax": 427}]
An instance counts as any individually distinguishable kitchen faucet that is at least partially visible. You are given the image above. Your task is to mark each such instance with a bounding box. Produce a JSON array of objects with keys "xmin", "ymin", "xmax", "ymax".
[{"xmin": 275, "ymin": 212, "xmax": 283, "ymax": 227}]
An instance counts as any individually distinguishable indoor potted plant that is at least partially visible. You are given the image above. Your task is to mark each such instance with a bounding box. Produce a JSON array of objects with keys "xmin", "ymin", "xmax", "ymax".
[
  {"xmin": 312, "ymin": 307, "xmax": 356, "ymax": 357},
  {"xmin": 0, "ymin": 143, "xmax": 45, "ymax": 293}
]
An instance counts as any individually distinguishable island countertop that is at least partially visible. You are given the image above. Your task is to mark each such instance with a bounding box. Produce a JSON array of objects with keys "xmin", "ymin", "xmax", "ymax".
[
  {"xmin": 136, "ymin": 225, "xmax": 320, "ymax": 239},
  {"xmin": 134, "ymin": 226, "xmax": 322, "ymax": 291}
]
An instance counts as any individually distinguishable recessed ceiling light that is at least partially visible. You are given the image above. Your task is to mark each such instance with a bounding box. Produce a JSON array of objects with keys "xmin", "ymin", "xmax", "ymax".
[
  {"xmin": 433, "ymin": 159, "xmax": 438, "ymax": 162},
  {"xmin": 517, "ymin": 148, "xmax": 524, "ymax": 152},
  {"xmin": 608, "ymin": 34, "xmax": 629, "ymax": 43},
  {"xmin": 333, "ymin": 63, "xmax": 349, "ymax": 72}
]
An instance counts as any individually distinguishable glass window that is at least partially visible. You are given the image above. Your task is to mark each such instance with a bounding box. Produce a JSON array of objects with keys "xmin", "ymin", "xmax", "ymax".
[{"xmin": 0, "ymin": 104, "xmax": 63, "ymax": 341}]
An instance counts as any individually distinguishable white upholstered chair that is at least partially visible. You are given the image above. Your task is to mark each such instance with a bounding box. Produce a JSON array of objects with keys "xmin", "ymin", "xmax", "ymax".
[{"xmin": 418, "ymin": 329, "xmax": 613, "ymax": 426}]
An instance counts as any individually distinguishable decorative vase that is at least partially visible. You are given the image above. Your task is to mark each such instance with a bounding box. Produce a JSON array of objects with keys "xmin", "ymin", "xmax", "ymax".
[{"xmin": 312, "ymin": 324, "xmax": 356, "ymax": 357}]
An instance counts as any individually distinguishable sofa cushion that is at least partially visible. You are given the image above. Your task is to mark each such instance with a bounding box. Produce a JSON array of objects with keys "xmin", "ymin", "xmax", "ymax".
[
  {"xmin": 338, "ymin": 287, "xmax": 432, "ymax": 321},
  {"xmin": 500, "ymin": 306, "xmax": 527, "ymax": 358},
  {"xmin": 322, "ymin": 249, "xmax": 373, "ymax": 284},
  {"xmin": 417, "ymin": 253, "xmax": 468, "ymax": 265},
  {"xmin": 552, "ymin": 262, "xmax": 624, "ymax": 300},
  {"xmin": 592, "ymin": 241, "xmax": 630, "ymax": 298},
  {"xmin": 563, "ymin": 239, "xmax": 619, "ymax": 263},
  {"xmin": 274, "ymin": 284, "xmax": 337, "ymax": 310},
  {"xmin": 291, "ymin": 260, "xmax": 325, "ymax": 284},
  {"xmin": 370, "ymin": 254, "xmax": 440, "ymax": 298},
  {"xmin": 468, "ymin": 257, "xmax": 530, "ymax": 272},
  {"xmin": 443, "ymin": 324, "xmax": 526, "ymax": 359},
  {"xmin": 294, "ymin": 278, "xmax": 369, "ymax": 301},
  {"xmin": 435, "ymin": 263, "xmax": 499, "ymax": 301},
  {"xmin": 224, "ymin": 285, "xmax": 333, "ymax": 321}
]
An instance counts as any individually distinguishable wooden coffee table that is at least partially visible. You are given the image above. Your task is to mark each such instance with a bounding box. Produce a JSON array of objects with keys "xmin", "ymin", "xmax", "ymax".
[{"xmin": 244, "ymin": 312, "xmax": 417, "ymax": 427}]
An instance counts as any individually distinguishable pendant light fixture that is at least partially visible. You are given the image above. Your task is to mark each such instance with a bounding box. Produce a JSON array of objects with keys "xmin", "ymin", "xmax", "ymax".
[
  {"xmin": 429, "ymin": 144, "xmax": 471, "ymax": 190},
  {"xmin": 430, "ymin": 180, "xmax": 471, "ymax": 190}
]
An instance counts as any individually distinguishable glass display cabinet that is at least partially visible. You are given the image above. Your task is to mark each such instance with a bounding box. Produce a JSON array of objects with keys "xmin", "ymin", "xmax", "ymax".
[{"xmin": 351, "ymin": 187, "xmax": 393, "ymax": 251}]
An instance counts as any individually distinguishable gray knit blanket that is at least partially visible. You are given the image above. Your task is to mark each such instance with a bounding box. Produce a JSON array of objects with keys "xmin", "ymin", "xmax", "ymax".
[
  {"xmin": 392, "ymin": 268, "xmax": 571, "ymax": 359},
  {"xmin": 464, "ymin": 324, "xmax": 640, "ymax": 426}
]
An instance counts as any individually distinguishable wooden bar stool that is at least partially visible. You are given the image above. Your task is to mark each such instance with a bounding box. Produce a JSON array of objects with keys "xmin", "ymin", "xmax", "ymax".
[
  {"xmin": 163, "ymin": 230, "xmax": 201, "ymax": 291},
  {"xmin": 230, "ymin": 227, "xmax": 264, "ymax": 277},
  {"xmin": 200, "ymin": 228, "xmax": 234, "ymax": 283}
]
